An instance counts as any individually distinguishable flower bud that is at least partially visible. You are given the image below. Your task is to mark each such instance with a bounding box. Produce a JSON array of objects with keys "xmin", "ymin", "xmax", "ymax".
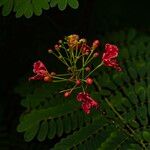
[
  {"xmin": 54, "ymin": 44, "xmax": 59, "ymax": 50},
  {"xmin": 67, "ymin": 67, "xmax": 71, "ymax": 71},
  {"xmin": 79, "ymin": 38, "xmax": 87, "ymax": 43},
  {"xmin": 76, "ymin": 80, "xmax": 81, "ymax": 86},
  {"xmin": 64, "ymin": 91, "xmax": 71, "ymax": 97},
  {"xmin": 86, "ymin": 77, "xmax": 93, "ymax": 85},
  {"xmin": 93, "ymin": 52, "xmax": 99, "ymax": 58},
  {"xmin": 58, "ymin": 40, "xmax": 62, "ymax": 44},
  {"xmin": 81, "ymin": 45, "xmax": 90, "ymax": 54},
  {"xmin": 44, "ymin": 76, "xmax": 52, "ymax": 82},
  {"xmin": 48, "ymin": 49, "xmax": 53, "ymax": 53},
  {"xmin": 92, "ymin": 40, "xmax": 100, "ymax": 49},
  {"xmin": 51, "ymin": 72, "xmax": 56, "ymax": 76},
  {"xmin": 85, "ymin": 52, "xmax": 89, "ymax": 55},
  {"xmin": 85, "ymin": 66, "xmax": 91, "ymax": 72}
]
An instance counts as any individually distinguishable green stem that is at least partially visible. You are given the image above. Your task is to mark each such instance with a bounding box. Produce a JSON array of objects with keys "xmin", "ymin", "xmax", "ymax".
[
  {"xmin": 56, "ymin": 73, "xmax": 72, "ymax": 76},
  {"xmin": 82, "ymin": 56, "xmax": 85, "ymax": 79},
  {"xmin": 52, "ymin": 52, "xmax": 69, "ymax": 67},
  {"xmin": 59, "ymin": 85, "xmax": 80, "ymax": 93},
  {"xmin": 53, "ymin": 80, "xmax": 70, "ymax": 83},
  {"xmin": 84, "ymin": 49, "xmax": 94, "ymax": 64},
  {"xmin": 86, "ymin": 62, "xmax": 103, "ymax": 78},
  {"xmin": 53, "ymin": 76, "xmax": 68, "ymax": 80}
]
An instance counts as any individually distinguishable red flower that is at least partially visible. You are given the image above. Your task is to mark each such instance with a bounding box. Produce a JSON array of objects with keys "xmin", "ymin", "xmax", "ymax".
[
  {"xmin": 76, "ymin": 92, "xmax": 99, "ymax": 114},
  {"xmin": 102, "ymin": 44, "xmax": 122, "ymax": 71},
  {"xmin": 29, "ymin": 60, "xmax": 49, "ymax": 81}
]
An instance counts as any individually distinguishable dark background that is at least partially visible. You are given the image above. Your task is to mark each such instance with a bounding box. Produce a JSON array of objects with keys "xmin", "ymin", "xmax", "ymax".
[{"xmin": 0, "ymin": 0, "xmax": 150, "ymax": 149}]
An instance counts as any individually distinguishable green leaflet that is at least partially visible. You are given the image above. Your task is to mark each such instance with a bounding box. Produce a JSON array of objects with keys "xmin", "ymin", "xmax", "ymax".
[
  {"xmin": 0, "ymin": 0, "xmax": 8, "ymax": 7},
  {"xmin": 48, "ymin": 119, "xmax": 56, "ymax": 139},
  {"xmin": 32, "ymin": 0, "xmax": 42, "ymax": 16},
  {"xmin": 58, "ymin": 0, "xmax": 67, "ymax": 11},
  {"xmin": 39, "ymin": 0, "xmax": 49, "ymax": 10},
  {"xmin": 24, "ymin": 122, "xmax": 39, "ymax": 142},
  {"xmin": 63, "ymin": 114, "xmax": 72, "ymax": 134},
  {"xmin": 77, "ymin": 110, "xmax": 85, "ymax": 128},
  {"xmin": 142, "ymin": 131, "xmax": 150, "ymax": 142},
  {"xmin": 24, "ymin": 1, "xmax": 33, "ymax": 18},
  {"xmin": 70, "ymin": 112, "xmax": 78, "ymax": 130},
  {"xmin": 2, "ymin": 0, "xmax": 13, "ymax": 16},
  {"xmin": 134, "ymin": 58, "xmax": 146, "ymax": 77},
  {"xmin": 50, "ymin": 0, "xmax": 58, "ymax": 7},
  {"xmin": 37, "ymin": 120, "xmax": 49, "ymax": 141},
  {"xmin": 136, "ymin": 104, "xmax": 148, "ymax": 126},
  {"xmin": 77, "ymin": 143, "xmax": 85, "ymax": 150},
  {"xmin": 128, "ymin": 67, "xmax": 138, "ymax": 80},
  {"xmin": 68, "ymin": 0, "xmax": 79, "ymax": 9},
  {"xmin": 120, "ymin": 47, "xmax": 129, "ymax": 59},
  {"xmin": 83, "ymin": 138, "xmax": 93, "ymax": 150},
  {"xmin": 98, "ymin": 131, "xmax": 127, "ymax": 150},
  {"xmin": 97, "ymin": 73, "xmax": 116, "ymax": 90},
  {"xmin": 13, "ymin": 0, "xmax": 21, "ymax": 12},
  {"xmin": 135, "ymin": 86, "xmax": 146, "ymax": 103},
  {"xmin": 15, "ymin": 0, "xmax": 33, "ymax": 18},
  {"xmin": 56, "ymin": 118, "xmax": 63, "ymax": 137}
]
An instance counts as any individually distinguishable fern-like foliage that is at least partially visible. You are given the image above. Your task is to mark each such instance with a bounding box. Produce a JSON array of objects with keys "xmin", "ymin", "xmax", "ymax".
[
  {"xmin": 16, "ymin": 29, "xmax": 150, "ymax": 149},
  {"xmin": 0, "ymin": 0, "xmax": 79, "ymax": 18},
  {"xmin": 15, "ymin": 80, "xmax": 93, "ymax": 143}
]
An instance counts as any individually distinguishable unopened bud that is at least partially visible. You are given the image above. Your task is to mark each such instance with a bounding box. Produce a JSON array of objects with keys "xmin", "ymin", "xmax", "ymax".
[
  {"xmin": 64, "ymin": 91, "xmax": 71, "ymax": 97},
  {"xmin": 54, "ymin": 44, "xmax": 59, "ymax": 50},
  {"xmin": 76, "ymin": 56, "xmax": 80, "ymax": 59},
  {"xmin": 48, "ymin": 49, "xmax": 53, "ymax": 53},
  {"xmin": 68, "ymin": 67, "xmax": 71, "ymax": 71},
  {"xmin": 51, "ymin": 72, "xmax": 56, "ymax": 76},
  {"xmin": 44, "ymin": 76, "xmax": 52, "ymax": 82},
  {"xmin": 93, "ymin": 52, "xmax": 99, "ymax": 57},
  {"xmin": 85, "ymin": 66, "xmax": 91, "ymax": 72},
  {"xmin": 85, "ymin": 52, "xmax": 89, "ymax": 55},
  {"xmin": 76, "ymin": 80, "xmax": 81, "ymax": 86},
  {"xmin": 58, "ymin": 40, "xmax": 62, "ymax": 44},
  {"xmin": 86, "ymin": 77, "xmax": 93, "ymax": 85},
  {"xmin": 79, "ymin": 38, "xmax": 87, "ymax": 43},
  {"xmin": 92, "ymin": 40, "xmax": 100, "ymax": 49}
]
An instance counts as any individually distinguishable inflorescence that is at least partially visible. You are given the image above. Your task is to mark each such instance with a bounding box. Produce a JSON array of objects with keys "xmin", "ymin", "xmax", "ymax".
[{"xmin": 29, "ymin": 34, "xmax": 122, "ymax": 114}]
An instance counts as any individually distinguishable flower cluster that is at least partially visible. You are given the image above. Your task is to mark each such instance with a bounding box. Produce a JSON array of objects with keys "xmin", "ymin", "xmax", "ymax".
[{"xmin": 29, "ymin": 34, "xmax": 122, "ymax": 114}]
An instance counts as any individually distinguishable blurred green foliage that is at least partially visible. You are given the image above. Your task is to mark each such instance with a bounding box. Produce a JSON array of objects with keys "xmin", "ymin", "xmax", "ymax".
[{"xmin": 0, "ymin": 0, "xmax": 79, "ymax": 18}]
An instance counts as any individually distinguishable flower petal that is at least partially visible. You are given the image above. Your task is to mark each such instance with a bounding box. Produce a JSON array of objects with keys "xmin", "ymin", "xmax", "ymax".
[
  {"xmin": 29, "ymin": 60, "xmax": 48, "ymax": 81},
  {"xmin": 102, "ymin": 44, "xmax": 122, "ymax": 71}
]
